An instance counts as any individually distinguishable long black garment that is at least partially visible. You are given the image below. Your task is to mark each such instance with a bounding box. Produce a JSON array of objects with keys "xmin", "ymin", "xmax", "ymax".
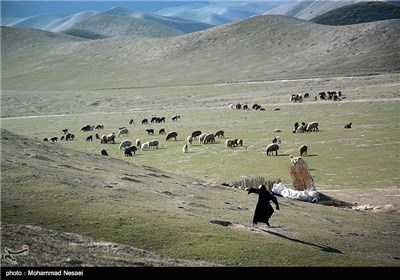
[{"xmin": 248, "ymin": 185, "xmax": 279, "ymax": 226}]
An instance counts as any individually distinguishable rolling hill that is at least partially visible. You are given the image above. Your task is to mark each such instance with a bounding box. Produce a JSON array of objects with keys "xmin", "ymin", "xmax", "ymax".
[
  {"xmin": 2, "ymin": 14, "xmax": 399, "ymax": 91},
  {"xmin": 311, "ymin": 1, "xmax": 400, "ymax": 25}
]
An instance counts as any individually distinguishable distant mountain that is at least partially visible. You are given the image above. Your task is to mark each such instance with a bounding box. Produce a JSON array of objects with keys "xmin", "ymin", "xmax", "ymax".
[
  {"xmin": 155, "ymin": 1, "xmax": 281, "ymax": 25},
  {"xmin": 61, "ymin": 13, "xmax": 184, "ymax": 39},
  {"xmin": 2, "ymin": 15, "xmax": 399, "ymax": 90},
  {"xmin": 311, "ymin": 1, "xmax": 400, "ymax": 25},
  {"xmin": 264, "ymin": 1, "xmax": 357, "ymax": 20},
  {"xmin": 3, "ymin": 6, "xmax": 213, "ymax": 39},
  {"xmin": 103, "ymin": 6, "xmax": 213, "ymax": 34}
]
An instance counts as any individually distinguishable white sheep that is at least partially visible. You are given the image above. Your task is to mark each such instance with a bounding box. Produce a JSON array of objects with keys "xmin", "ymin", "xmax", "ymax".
[
  {"xmin": 141, "ymin": 142, "xmax": 150, "ymax": 151},
  {"xmin": 289, "ymin": 155, "xmax": 305, "ymax": 165},
  {"xmin": 119, "ymin": 139, "xmax": 132, "ymax": 150},
  {"xmin": 182, "ymin": 144, "xmax": 188, "ymax": 153}
]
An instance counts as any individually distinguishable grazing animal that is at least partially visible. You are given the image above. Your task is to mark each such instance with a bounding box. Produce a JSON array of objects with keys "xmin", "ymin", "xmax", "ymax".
[
  {"xmin": 198, "ymin": 133, "xmax": 208, "ymax": 144},
  {"xmin": 125, "ymin": 149, "xmax": 133, "ymax": 157},
  {"xmin": 135, "ymin": 139, "xmax": 141, "ymax": 147},
  {"xmin": 95, "ymin": 124, "xmax": 104, "ymax": 130},
  {"xmin": 149, "ymin": 140, "xmax": 159, "ymax": 149},
  {"xmin": 141, "ymin": 119, "xmax": 149, "ymax": 125},
  {"xmin": 306, "ymin": 121, "xmax": 319, "ymax": 132},
  {"xmin": 272, "ymin": 136, "xmax": 281, "ymax": 144},
  {"xmin": 146, "ymin": 128, "xmax": 154, "ymax": 135},
  {"xmin": 119, "ymin": 139, "xmax": 132, "ymax": 150},
  {"xmin": 50, "ymin": 136, "xmax": 58, "ymax": 142},
  {"xmin": 65, "ymin": 133, "xmax": 75, "ymax": 141},
  {"xmin": 107, "ymin": 133, "xmax": 115, "ymax": 144},
  {"xmin": 183, "ymin": 144, "xmax": 188, "ymax": 153},
  {"xmin": 60, "ymin": 136, "xmax": 65, "ymax": 141},
  {"xmin": 86, "ymin": 135, "xmax": 93, "ymax": 142},
  {"xmin": 171, "ymin": 115, "xmax": 180, "ymax": 121},
  {"xmin": 96, "ymin": 133, "xmax": 101, "ymax": 140},
  {"xmin": 187, "ymin": 135, "xmax": 193, "ymax": 145},
  {"xmin": 344, "ymin": 122, "xmax": 352, "ymax": 129},
  {"xmin": 129, "ymin": 119, "xmax": 134, "ymax": 125},
  {"xmin": 141, "ymin": 142, "xmax": 150, "ymax": 151},
  {"xmin": 43, "ymin": 138, "xmax": 48, "ymax": 142},
  {"xmin": 226, "ymin": 139, "xmax": 237, "ymax": 148},
  {"xmin": 191, "ymin": 130, "xmax": 202, "ymax": 139},
  {"xmin": 159, "ymin": 128, "xmax": 166, "ymax": 135},
  {"xmin": 62, "ymin": 129, "xmax": 68, "ymax": 134},
  {"xmin": 125, "ymin": 145, "xmax": 137, "ymax": 155},
  {"xmin": 117, "ymin": 127, "xmax": 129, "ymax": 137},
  {"xmin": 235, "ymin": 139, "xmax": 243, "ymax": 146},
  {"xmin": 101, "ymin": 149, "xmax": 108, "ymax": 156},
  {"xmin": 215, "ymin": 130, "xmax": 225, "ymax": 138},
  {"xmin": 299, "ymin": 145, "xmax": 308, "ymax": 156},
  {"xmin": 202, "ymin": 133, "xmax": 215, "ymax": 144},
  {"xmin": 273, "ymin": 129, "xmax": 281, "ymax": 133},
  {"xmin": 290, "ymin": 155, "xmax": 305, "ymax": 165},
  {"xmin": 265, "ymin": 143, "xmax": 279, "ymax": 156},
  {"xmin": 166, "ymin": 131, "xmax": 178, "ymax": 141}
]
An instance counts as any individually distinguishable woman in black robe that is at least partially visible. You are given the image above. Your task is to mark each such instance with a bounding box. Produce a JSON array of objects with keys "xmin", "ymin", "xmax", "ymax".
[{"xmin": 248, "ymin": 184, "xmax": 280, "ymax": 227}]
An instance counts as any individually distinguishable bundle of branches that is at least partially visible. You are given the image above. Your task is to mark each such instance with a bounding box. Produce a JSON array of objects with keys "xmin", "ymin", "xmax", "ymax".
[{"xmin": 289, "ymin": 160, "xmax": 313, "ymax": 191}]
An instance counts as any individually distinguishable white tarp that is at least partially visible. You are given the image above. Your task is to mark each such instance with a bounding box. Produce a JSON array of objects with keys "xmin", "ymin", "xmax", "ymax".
[{"xmin": 272, "ymin": 182, "xmax": 320, "ymax": 203}]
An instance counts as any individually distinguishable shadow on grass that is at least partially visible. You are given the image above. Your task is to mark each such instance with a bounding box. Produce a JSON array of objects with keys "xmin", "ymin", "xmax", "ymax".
[{"xmin": 263, "ymin": 230, "xmax": 343, "ymax": 254}]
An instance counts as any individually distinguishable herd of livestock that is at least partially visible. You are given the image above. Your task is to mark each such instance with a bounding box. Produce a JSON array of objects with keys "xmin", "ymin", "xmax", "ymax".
[{"xmin": 43, "ymin": 94, "xmax": 351, "ymax": 160}]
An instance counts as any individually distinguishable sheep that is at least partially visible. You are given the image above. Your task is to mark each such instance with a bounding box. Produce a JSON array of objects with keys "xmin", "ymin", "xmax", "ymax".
[
  {"xmin": 265, "ymin": 143, "xmax": 279, "ymax": 156},
  {"xmin": 62, "ymin": 129, "xmax": 68, "ymax": 134},
  {"xmin": 101, "ymin": 135, "xmax": 108, "ymax": 144},
  {"xmin": 141, "ymin": 119, "xmax": 149, "ymax": 125},
  {"xmin": 65, "ymin": 133, "xmax": 75, "ymax": 141},
  {"xmin": 60, "ymin": 136, "xmax": 65, "ymax": 141},
  {"xmin": 125, "ymin": 149, "xmax": 133, "ymax": 157},
  {"xmin": 183, "ymin": 144, "xmax": 188, "ymax": 153},
  {"xmin": 299, "ymin": 145, "xmax": 308, "ymax": 156},
  {"xmin": 107, "ymin": 133, "xmax": 115, "ymax": 144},
  {"xmin": 306, "ymin": 121, "xmax": 319, "ymax": 132},
  {"xmin": 226, "ymin": 139, "xmax": 237, "ymax": 149},
  {"xmin": 235, "ymin": 139, "xmax": 243, "ymax": 146},
  {"xmin": 43, "ymin": 138, "xmax": 48, "ymax": 142},
  {"xmin": 119, "ymin": 139, "xmax": 132, "ymax": 150},
  {"xmin": 198, "ymin": 133, "xmax": 208, "ymax": 144},
  {"xmin": 117, "ymin": 127, "xmax": 129, "ymax": 137},
  {"xmin": 95, "ymin": 133, "xmax": 101, "ymax": 140},
  {"xmin": 273, "ymin": 128, "xmax": 281, "ymax": 133},
  {"xmin": 149, "ymin": 140, "xmax": 159, "ymax": 149},
  {"xmin": 101, "ymin": 149, "xmax": 109, "ymax": 156},
  {"xmin": 191, "ymin": 130, "xmax": 202, "ymax": 139},
  {"xmin": 187, "ymin": 135, "xmax": 193, "ymax": 145},
  {"xmin": 50, "ymin": 136, "xmax": 58, "ymax": 142},
  {"xmin": 171, "ymin": 115, "xmax": 180, "ymax": 121},
  {"xmin": 166, "ymin": 131, "xmax": 178, "ymax": 141},
  {"xmin": 135, "ymin": 139, "xmax": 141, "ymax": 148},
  {"xmin": 141, "ymin": 142, "xmax": 150, "ymax": 151},
  {"xmin": 344, "ymin": 122, "xmax": 352, "ymax": 129},
  {"xmin": 129, "ymin": 119, "xmax": 134, "ymax": 125},
  {"xmin": 159, "ymin": 128, "xmax": 166, "ymax": 135},
  {"xmin": 86, "ymin": 135, "xmax": 93, "ymax": 142},
  {"xmin": 146, "ymin": 128, "xmax": 154, "ymax": 135},
  {"xmin": 202, "ymin": 133, "xmax": 215, "ymax": 144},
  {"xmin": 272, "ymin": 136, "xmax": 281, "ymax": 144},
  {"xmin": 289, "ymin": 155, "xmax": 305, "ymax": 165},
  {"xmin": 215, "ymin": 130, "xmax": 224, "ymax": 138},
  {"xmin": 125, "ymin": 145, "xmax": 137, "ymax": 155},
  {"xmin": 296, "ymin": 125, "xmax": 306, "ymax": 133}
]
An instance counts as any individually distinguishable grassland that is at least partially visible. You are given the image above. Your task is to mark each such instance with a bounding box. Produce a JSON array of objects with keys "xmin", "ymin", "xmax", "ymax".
[
  {"xmin": 1, "ymin": 14, "xmax": 399, "ymax": 267},
  {"xmin": 1, "ymin": 74, "xmax": 399, "ymax": 267}
]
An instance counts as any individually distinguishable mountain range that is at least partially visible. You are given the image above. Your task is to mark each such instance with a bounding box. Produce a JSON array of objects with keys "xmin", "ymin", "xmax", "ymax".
[
  {"xmin": 2, "ymin": 14, "xmax": 399, "ymax": 90},
  {"xmin": 3, "ymin": 1, "xmax": 399, "ymax": 39}
]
